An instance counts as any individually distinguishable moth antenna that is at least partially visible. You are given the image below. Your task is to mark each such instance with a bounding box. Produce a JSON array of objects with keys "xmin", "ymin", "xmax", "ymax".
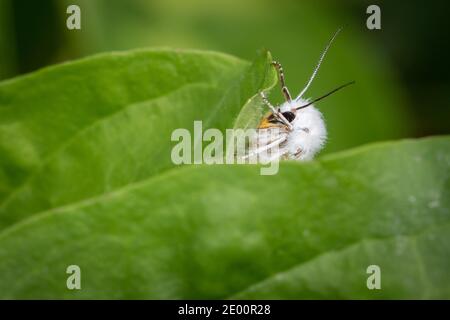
[
  {"xmin": 295, "ymin": 27, "xmax": 343, "ymax": 101},
  {"xmin": 296, "ymin": 81, "xmax": 355, "ymax": 110}
]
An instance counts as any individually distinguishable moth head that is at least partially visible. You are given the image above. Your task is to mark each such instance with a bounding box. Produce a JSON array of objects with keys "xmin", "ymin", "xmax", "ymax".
[{"xmin": 258, "ymin": 110, "xmax": 296, "ymax": 129}]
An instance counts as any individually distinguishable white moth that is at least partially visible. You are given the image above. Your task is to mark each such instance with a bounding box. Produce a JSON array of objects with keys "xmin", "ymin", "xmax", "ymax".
[{"xmin": 249, "ymin": 28, "xmax": 354, "ymax": 162}]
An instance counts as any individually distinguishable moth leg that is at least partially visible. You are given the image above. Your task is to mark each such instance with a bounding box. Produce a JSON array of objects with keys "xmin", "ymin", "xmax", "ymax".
[
  {"xmin": 293, "ymin": 148, "xmax": 303, "ymax": 158},
  {"xmin": 272, "ymin": 60, "xmax": 292, "ymax": 103},
  {"xmin": 260, "ymin": 92, "xmax": 293, "ymax": 130}
]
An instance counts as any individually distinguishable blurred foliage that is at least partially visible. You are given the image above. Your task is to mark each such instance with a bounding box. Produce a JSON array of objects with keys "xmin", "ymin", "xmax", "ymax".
[
  {"xmin": 342, "ymin": 0, "xmax": 450, "ymax": 137},
  {"xmin": 0, "ymin": 0, "xmax": 15, "ymax": 79},
  {"xmin": 0, "ymin": 0, "xmax": 448, "ymax": 145},
  {"xmin": 0, "ymin": 1, "xmax": 449, "ymax": 299}
]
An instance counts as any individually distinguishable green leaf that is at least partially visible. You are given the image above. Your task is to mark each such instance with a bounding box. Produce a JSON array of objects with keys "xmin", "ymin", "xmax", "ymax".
[
  {"xmin": 0, "ymin": 49, "xmax": 448, "ymax": 299},
  {"xmin": 0, "ymin": 48, "xmax": 276, "ymax": 230},
  {"xmin": 0, "ymin": 135, "xmax": 448, "ymax": 299}
]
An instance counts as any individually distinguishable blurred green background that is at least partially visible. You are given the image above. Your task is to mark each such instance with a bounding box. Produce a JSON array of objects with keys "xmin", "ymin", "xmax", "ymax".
[{"xmin": 0, "ymin": 0, "xmax": 449, "ymax": 153}]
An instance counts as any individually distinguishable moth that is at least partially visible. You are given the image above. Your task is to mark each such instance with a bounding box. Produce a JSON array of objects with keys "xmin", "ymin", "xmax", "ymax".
[{"xmin": 247, "ymin": 28, "xmax": 354, "ymax": 162}]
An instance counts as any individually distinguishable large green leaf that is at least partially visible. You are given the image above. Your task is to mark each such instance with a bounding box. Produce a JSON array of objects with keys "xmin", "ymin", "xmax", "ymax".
[
  {"xmin": 0, "ymin": 49, "xmax": 448, "ymax": 299},
  {"xmin": 0, "ymin": 135, "xmax": 448, "ymax": 298},
  {"xmin": 0, "ymin": 49, "xmax": 276, "ymax": 230}
]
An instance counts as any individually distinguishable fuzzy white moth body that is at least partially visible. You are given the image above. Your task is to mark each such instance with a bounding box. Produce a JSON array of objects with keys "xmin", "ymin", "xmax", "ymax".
[
  {"xmin": 278, "ymin": 99, "xmax": 327, "ymax": 160},
  {"xmin": 248, "ymin": 27, "xmax": 353, "ymax": 163},
  {"xmin": 248, "ymin": 100, "xmax": 327, "ymax": 162}
]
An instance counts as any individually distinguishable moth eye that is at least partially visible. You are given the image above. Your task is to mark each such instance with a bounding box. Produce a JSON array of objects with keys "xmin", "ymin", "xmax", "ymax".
[
  {"xmin": 267, "ymin": 111, "xmax": 296, "ymax": 124},
  {"xmin": 282, "ymin": 111, "xmax": 296, "ymax": 123},
  {"xmin": 267, "ymin": 113, "xmax": 279, "ymax": 123}
]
